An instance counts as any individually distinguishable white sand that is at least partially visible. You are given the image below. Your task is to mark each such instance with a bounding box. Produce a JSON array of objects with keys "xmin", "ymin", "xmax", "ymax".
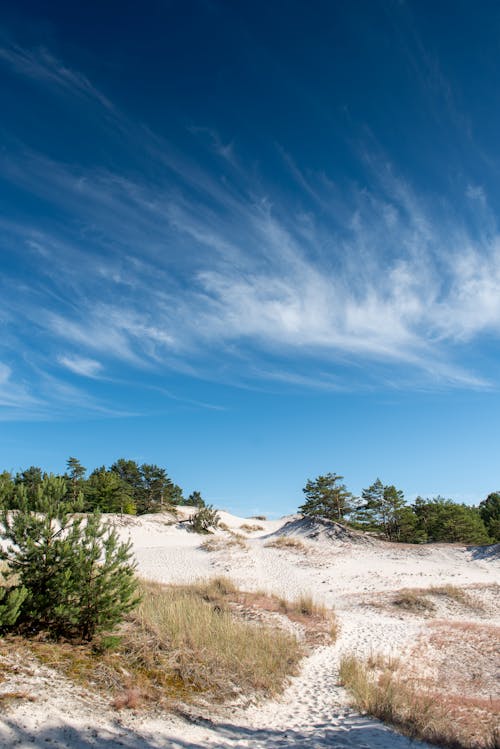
[{"xmin": 1, "ymin": 509, "xmax": 498, "ymax": 749}]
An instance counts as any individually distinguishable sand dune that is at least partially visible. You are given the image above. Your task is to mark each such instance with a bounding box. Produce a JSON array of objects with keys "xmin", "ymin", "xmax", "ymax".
[{"xmin": 1, "ymin": 509, "xmax": 498, "ymax": 749}]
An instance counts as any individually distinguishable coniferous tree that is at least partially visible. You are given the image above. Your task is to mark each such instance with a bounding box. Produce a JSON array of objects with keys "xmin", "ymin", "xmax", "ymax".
[
  {"xmin": 110, "ymin": 458, "xmax": 144, "ymax": 507},
  {"xmin": 0, "ymin": 474, "xmax": 138, "ymax": 639},
  {"xmin": 66, "ymin": 457, "xmax": 86, "ymax": 504},
  {"xmin": 189, "ymin": 504, "xmax": 220, "ymax": 533},
  {"xmin": 139, "ymin": 463, "xmax": 170, "ymax": 513},
  {"xmin": 479, "ymin": 492, "xmax": 500, "ymax": 542},
  {"xmin": 187, "ymin": 490, "xmax": 205, "ymax": 507},
  {"xmin": 299, "ymin": 473, "xmax": 354, "ymax": 522},
  {"xmin": 0, "ymin": 471, "xmax": 14, "ymax": 509},
  {"xmin": 85, "ymin": 467, "xmax": 136, "ymax": 514},
  {"xmin": 412, "ymin": 497, "xmax": 490, "ymax": 544},
  {"xmin": 356, "ymin": 479, "xmax": 406, "ymax": 539},
  {"xmin": 15, "ymin": 466, "xmax": 45, "ymax": 506},
  {"xmin": 356, "ymin": 478, "xmax": 384, "ymax": 530}
]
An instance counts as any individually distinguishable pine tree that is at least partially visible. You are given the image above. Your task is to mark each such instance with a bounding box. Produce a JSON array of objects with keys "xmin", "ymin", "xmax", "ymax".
[
  {"xmin": 479, "ymin": 492, "xmax": 500, "ymax": 542},
  {"xmin": 66, "ymin": 456, "xmax": 86, "ymax": 504},
  {"xmin": 412, "ymin": 497, "xmax": 490, "ymax": 544},
  {"xmin": 187, "ymin": 490, "xmax": 205, "ymax": 508},
  {"xmin": 356, "ymin": 479, "xmax": 406, "ymax": 539},
  {"xmin": 85, "ymin": 467, "xmax": 136, "ymax": 514},
  {"xmin": 299, "ymin": 473, "xmax": 354, "ymax": 522},
  {"xmin": 189, "ymin": 505, "xmax": 220, "ymax": 533},
  {"xmin": 14, "ymin": 466, "xmax": 45, "ymax": 506},
  {"xmin": 0, "ymin": 471, "xmax": 14, "ymax": 509},
  {"xmin": 0, "ymin": 474, "xmax": 138, "ymax": 640},
  {"xmin": 356, "ymin": 478, "xmax": 385, "ymax": 530}
]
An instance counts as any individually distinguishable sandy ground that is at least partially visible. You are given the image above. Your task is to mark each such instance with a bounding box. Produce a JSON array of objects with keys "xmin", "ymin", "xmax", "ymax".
[{"xmin": 0, "ymin": 508, "xmax": 498, "ymax": 749}]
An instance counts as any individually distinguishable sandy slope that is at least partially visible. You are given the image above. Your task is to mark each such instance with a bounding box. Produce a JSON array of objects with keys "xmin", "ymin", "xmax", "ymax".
[{"xmin": 0, "ymin": 509, "xmax": 498, "ymax": 749}]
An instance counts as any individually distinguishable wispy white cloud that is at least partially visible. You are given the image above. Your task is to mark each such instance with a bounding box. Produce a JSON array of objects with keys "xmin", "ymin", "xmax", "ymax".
[
  {"xmin": 58, "ymin": 355, "xmax": 103, "ymax": 378},
  {"xmin": 0, "ymin": 43, "xmax": 114, "ymax": 110},
  {"xmin": 0, "ymin": 363, "xmax": 41, "ymax": 409}
]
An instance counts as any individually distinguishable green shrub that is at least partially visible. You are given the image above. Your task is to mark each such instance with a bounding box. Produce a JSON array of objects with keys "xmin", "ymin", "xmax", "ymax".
[
  {"xmin": 0, "ymin": 475, "xmax": 139, "ymax": 640},
  {"xmin": 189, "ymin": 504, "xmax": 220, "ymax": 533},
  {"xmin": 0, "ymin": 585, "xmax": 28, "ymax": 629}
]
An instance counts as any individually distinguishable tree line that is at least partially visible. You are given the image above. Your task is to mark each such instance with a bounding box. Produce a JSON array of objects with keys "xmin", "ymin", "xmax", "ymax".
[
  {"xmin": 299, "ymin": 473, "xmax": 499, "ymax": 545},
  {"xmin": 0, "ymin": 457, "xmax": 206, "ymax": 515},
  {"xmin": 1, "ymin": 459, "xmax": 498, "ymax": 545}
]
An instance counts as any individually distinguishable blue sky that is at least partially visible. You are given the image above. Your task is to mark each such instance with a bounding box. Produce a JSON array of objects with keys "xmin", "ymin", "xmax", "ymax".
[{"xmin": 1, "ymin": 0, "xmax": 499, "ymax": 514}]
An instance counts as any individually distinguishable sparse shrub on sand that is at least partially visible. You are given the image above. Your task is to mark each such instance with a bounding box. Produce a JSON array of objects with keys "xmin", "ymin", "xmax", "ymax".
[
  {"xmin": 188, "ymin": 504, "xmax": 220, "ymax": 533},
  {"xmin": 264, "ymin": 535, "xmax": 306, "ymax": 551}
]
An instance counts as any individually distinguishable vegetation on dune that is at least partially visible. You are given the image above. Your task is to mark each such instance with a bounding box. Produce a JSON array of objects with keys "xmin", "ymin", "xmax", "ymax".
[
  {"xmin": 339, "ymin": 625, "xmax": 500, "ymax": 749},
  {"xmin": 479, "ymin": 492, "xmax": 500, "ymax": 542},
  {"xmin": 187, "ymin": 504, "xmax": 220, "ymax": 533},
  {"xmin": 299, "ymin": 473, "xmax": 495, "ymax": 545},
  {"xmin": 264, "ymin": 535, "xmax": 307, "ymax": 551},
  {"xmin": 0, "ymin": 475, "xmax": 138, "ymax": 640},
  {"xmin": 1, "ymin": 457, "xmax": 496, "ymax": 545},
  {"xmin": 299, "ymin": 473, "xmax": 354, "ymax": 522},
  {"xmin": 239, "ymin": 523, "xmax": 264, "ymax": 532},
  {"xmin": 2, "ymin": 577, "xmax": 313, "ymax": 708}
]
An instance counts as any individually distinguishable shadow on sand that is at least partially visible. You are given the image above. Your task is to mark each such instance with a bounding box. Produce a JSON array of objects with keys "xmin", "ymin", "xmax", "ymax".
[{"xmin": 0, "ymin": 713, "xmax": 434, "ymax": 749}]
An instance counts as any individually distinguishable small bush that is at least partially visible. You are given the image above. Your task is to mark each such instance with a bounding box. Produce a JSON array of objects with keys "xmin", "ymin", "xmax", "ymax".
[
  {"xmin": 250, "ymin": 515, "xmax": 267, "ymax": 521},
  {"xmin": 188, "ymin": 505, "xmax": 220, "ymax": 534}
]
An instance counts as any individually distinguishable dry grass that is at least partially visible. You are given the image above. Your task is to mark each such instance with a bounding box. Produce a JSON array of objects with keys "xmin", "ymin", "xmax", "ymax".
[
  {"xmin": 264, "ymin": 536, "xmax": 306, "ymax": 552},
  {"xmin": 389, "ymin": 585, "xmax": 485, "ymax": 616},
  {"xmin": 184, "ymin": 577, "xmax": 337, "ymax": 645},
  {"xmin": 9, "ymin": 577, "xmax": 303, "ymax": 710},
  {"xmin": 200, "ymin": 534, "xmax": 248, "ymax": 552},
  {"xmin": 340, "ymin": 636, "xmax": 500, "ymax": 749},
  {"xmin": 239, "ymin": 523, "xmax": 264, "ymax": 533},
  {"xmin": 0, "ymin": 690, "xmax": 36, "ymax": 703},
  {"xmin": 428, "ymin": 585, "xmax": 483, "ymax": 611},
  {"xmin": 392, "ymin": 589, "xmax": 436, "ymax": 614},
  {"xmin": 128, "ymin": 580, "xmax": 301, "ymax": 698}
]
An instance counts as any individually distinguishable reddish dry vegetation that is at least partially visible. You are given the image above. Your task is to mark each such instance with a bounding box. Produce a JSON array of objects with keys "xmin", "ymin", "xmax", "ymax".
[
  {"xmin": 405, "ymin": 620, "xmax": 500, "ymax": 748},
  {"xmin": 228, "ymin": 589, "xmax": 337, "ymax": 645}
]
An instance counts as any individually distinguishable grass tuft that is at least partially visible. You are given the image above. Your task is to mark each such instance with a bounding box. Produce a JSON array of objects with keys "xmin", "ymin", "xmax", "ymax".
[
  {"xmin": 200, "ymin": 534, "xmax": 248, "ymax": 552},
  {"xmin": 239, "ymin": 524, "xmax": 264, "ymax": 533},
  {"xmin": 264, "ymin": 536, "xmax": 306, "ymax": 552},
  {"xmin": 392, "ymin": 590, "xmax": 436, "ymax": 613}
]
